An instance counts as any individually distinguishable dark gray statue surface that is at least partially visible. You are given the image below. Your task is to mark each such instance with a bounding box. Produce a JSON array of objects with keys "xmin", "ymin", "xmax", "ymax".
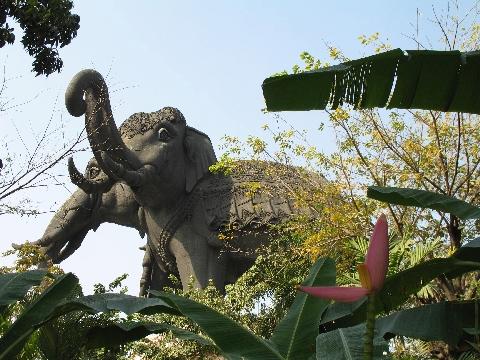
[{"xmin": 22, "ymin": 70, "xmax": 318, "ymax": 296}]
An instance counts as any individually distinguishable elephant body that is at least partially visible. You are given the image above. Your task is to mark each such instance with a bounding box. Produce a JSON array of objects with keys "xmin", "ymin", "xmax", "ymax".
[
  {"xmin": 140, "ymin": 160, "xmax": 316, "ymax": 294},
  {"xmin": 24, "ymin": 70, "xmax": 319, "ymax": 296}
]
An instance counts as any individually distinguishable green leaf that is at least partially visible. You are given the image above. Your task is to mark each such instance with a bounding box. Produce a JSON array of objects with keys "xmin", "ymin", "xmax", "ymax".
[
  {"xmin": 376, "ymin": 300, "xmax": 480, "ymax": 346},
  {"xmin": 86, "ymin": 321, "xmax": 213, "ymax": 348},
  {"xmin": 0, "ymin": 270, "xmax": 47, "ymax": 314},
  {"xmin": 151, "ymin": 291, "xmax": 283, "ymax": 360},
  {"xmin": 321, "ymin": 255, "xmax": 480, "ymax": 329},
  {"xmin": 316, "ymin": 323, "xmax": 388, "ymax": 360},
  {"xmin": 0, "ymin": 273, "xmax": 78, "ymax": 360},
  {"xmin": 320, "ymin": 298, "xmax": 367, "ymax": 329},
  {"xmin": 262, "ymin": 49, "xmax": 480, "ymax": 114},
  {"xmin": 270, "ymin": 258, "xmax": 335, "ymax": 359},
  {"xmin": 454, "ymin": 237, "xmax": 480, "ymax": 262},
  {"xmin": 366, "ymin": 186, "xmax": 480, "ymax": 220},
  {"xmin": 387, "ymin": 51, "xmax": 461, "ymax": 112},
  {"xmin": 37, "ymin": 324, "xmax": 61, "ymax": 360},
  {"xmin": 378, "ymin": 258, "xmax": 480, "ymax": 313},
  {"xmin": 51, "ymin": 293, "xmax": 181, "ymax": 317}
]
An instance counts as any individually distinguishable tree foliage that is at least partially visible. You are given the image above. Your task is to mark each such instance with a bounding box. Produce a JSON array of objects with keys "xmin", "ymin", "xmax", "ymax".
[
  {"xmin": 0, "ymin": 0, "xmax": 80, "ymax": 76},
  {"xmin": 207, "ymin": 5, "xmax": 480, "ymax": 358}
]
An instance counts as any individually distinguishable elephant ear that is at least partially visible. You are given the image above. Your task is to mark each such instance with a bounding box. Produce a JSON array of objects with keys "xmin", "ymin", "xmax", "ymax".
[{"xmin": 184, "ymin": 126, "xmax": 217, "ymax": 193}]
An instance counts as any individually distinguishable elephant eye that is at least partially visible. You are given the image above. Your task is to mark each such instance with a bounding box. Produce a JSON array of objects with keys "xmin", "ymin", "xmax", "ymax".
[
  {"xmin": 158, "ymin": 128, "xmax": 171, "ymax": 142},
  {"xmin": 88, "ymin": 166, "xmax": 101, "ymax": 179}
]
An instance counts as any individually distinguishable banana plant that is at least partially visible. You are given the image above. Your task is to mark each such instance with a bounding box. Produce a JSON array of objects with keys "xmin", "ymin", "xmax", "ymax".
[
  {"xmin": 87, "ymin": 257, "xmax": 336, "ymax": 360},
  {"xmin": 322, "ymin": 224, "xmax": 480, "ymax": 330},
  {"xmin": 0, "ymin": 271, "xmax": 178, "ymax": 359},
  {"xmin": 84, "ymin": 236, "xmax": 480, "ymax": 359}
]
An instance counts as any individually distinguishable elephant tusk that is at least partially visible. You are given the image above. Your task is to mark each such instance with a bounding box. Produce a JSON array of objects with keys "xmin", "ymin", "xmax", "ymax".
[
  {"xmin": 11, "ymin": 242, "xmax": 23, "ymax": 250},
  {"xmin": 68, "ymin": 157, "xmax": 111, "ymax": 194},
  {"xmin": 12, "ymin": 236, "xmax": 53, "ymax": 249},
  {"xmin": 55, "ymin": 228, "xmax": 89, "ymax": 263},
  {"xmin": 100, "ymin": 151, "xmax": 155, "ymax": 188}
]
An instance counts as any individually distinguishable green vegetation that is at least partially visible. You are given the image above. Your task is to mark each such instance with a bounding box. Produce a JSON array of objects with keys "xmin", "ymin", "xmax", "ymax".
[
  {"xmin": 0, "ymin": 0, "xmax": 80, "ymax": 75},
  {"xmin": 3, "ymin": 3, "xmax": 480, "ymax": 360},
  {"xmin": 3, "ymin": 211, "xmax": 480, "ymax": 359}
]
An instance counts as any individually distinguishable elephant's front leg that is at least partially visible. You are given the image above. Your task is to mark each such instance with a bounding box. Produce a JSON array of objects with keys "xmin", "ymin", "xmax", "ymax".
[
  {"xmin": 139, "ymin": 243, "xmax": 179, "ymax": 296},
  {"xmin": 170, "ymin": 223, "xmax": 226, "ymax": 291}
]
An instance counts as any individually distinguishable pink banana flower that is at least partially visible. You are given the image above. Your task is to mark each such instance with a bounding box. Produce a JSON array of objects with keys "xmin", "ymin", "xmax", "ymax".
[{"xmin": 299, "ymin": 214, "xmax": 389, "ymax": 302}]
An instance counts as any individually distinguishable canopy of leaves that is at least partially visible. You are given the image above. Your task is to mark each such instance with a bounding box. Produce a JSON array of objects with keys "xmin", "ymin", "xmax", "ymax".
[{"xmin": 0, "ymin": 0, "xmax": 80, "ymax": 76}]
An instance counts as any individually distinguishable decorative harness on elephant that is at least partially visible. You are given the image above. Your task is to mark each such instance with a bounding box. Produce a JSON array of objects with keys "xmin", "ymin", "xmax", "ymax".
[
  {"xmin": 144, "ymin": 160, "xmax": 320, "ymax": 273},
  {"xmin": 146, "ymin": 187, "xmax": 202, "ymax": 272}
]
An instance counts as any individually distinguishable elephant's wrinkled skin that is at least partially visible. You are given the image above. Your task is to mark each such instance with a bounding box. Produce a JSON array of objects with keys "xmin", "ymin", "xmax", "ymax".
[{"xmin": 20, "ymin": 70, "xmax": 317, "ymax": 296}]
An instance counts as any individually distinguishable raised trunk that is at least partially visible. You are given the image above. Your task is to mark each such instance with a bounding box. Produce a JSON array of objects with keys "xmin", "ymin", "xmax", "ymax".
[{"xmin": 65, "ymin": 69, "xmax": 141, "ymax": 176}]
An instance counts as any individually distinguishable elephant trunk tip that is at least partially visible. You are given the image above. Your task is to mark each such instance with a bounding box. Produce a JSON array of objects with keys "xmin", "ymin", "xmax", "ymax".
[
  {"xmin": 65, "ymin": 84, "xmax": 86, "ymax": 117},
  {"xmin": 65, "ymin": 69, "xmax": 104, "ymax": 117}
]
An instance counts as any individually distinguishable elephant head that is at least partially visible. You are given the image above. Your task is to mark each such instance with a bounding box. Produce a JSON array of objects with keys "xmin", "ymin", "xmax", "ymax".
[
  {"xmin": 23, "ymin": 70, "xmax": 217, "ymax": 292},
  {"xmin": 65, "ymin": 69, "xmax": 216, "ymax": 208}
]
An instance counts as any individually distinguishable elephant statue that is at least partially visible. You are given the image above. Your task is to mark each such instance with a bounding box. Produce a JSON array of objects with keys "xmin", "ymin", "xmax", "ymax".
[{"xmin": 19, "ymin": 69, "xmax": 318, "ymax": 296}]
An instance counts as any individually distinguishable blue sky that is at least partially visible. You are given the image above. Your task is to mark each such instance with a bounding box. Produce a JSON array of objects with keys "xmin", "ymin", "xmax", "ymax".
[{"xmin": 1, "ymin": 1, "xmax": 475, "ymax": 294}]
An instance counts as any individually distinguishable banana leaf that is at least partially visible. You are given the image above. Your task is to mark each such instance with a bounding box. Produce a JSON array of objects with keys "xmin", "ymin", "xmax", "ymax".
[
  {"xmin": 316, "ymin": 323, "xmax": 388, "ymax": 360},
  {"xmin": 87, "ymin": 257, "xmax": 335, "ymax": 359},
  {"xmin": 150, "ymin": 290, "xmax": 284, "ymax": 360},
  {"xmin": 263, "ymin": 49, "xmax": 480, "ymax": 114},
  {"xmin": 319, "ymin": 301, "xmax": 478, "ymax": 358},
  {"xmin": 0, "ymin": 273, "xmax": 180, "ymax": 359},
  {"xmin": 454, "ymin": 237, "xmax": 480, "ymax": 262},
  {"xmin": 86, "ymin": 321, "xmax": 212, "ymax": 348},
  {"xmin": 377, "ymin": 258, "xmax": 480, "ymax": 312},
  {"xmin": 34, "ymin": 294, "xmax": 181, "ymax": 358},
  {"xmin": 51, "ymin": 292, "xmax": 180, "ymax": 317},
  {"xmin": 0, "ymin": 270, "xmax": 47, "ymax": 314},
  {"xmin": 367, "ymin": 186, "xmax": 480, "ymax": 220},
  {"xmin": 270, "ymin": 258, "xmax": 335, "ymax": 359},
  {"xmin": 376, "ymin": 300, "xmax": 480, "ymax": 346},
  {"xmin": 0, "ymin": 273, "xmax": 78, "ymax": 360}
]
